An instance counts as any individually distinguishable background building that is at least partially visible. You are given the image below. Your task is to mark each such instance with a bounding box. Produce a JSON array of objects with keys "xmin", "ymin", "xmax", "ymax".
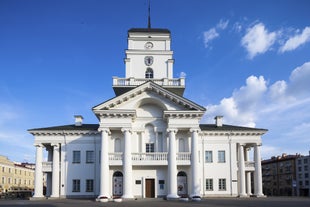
[
  {"xmin": 262, "ymin": 154, "xmax": 300, "ymax": 196},
  {"xmin": 0, "ymin": 155, "xmax": 35, "ymax": 195},
  {"xmin": 296, "ymin": 152, "xmax": 310, "ymax": 196}
]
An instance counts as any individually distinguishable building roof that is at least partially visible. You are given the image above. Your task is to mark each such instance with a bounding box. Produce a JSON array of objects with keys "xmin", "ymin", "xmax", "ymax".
[
  {"xmin": 128, "ymin": 28, "xmax": 170, "ymax": 34},
  {"xmin": 29, "ymin": 123, "xmax": 266, "ymax": 133},
  {"xmin": 199, "ymin": 124, "xmax": 267, "ymax": 132},
  {"xmin": 28, "ymin": 124, "xmax": 99, "ymax": 132}
]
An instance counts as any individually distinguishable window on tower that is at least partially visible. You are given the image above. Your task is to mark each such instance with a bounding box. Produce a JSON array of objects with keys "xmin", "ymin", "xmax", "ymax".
[{"xmin": 145, "ymin": 68, "xmax": 154, "ymax": 79}]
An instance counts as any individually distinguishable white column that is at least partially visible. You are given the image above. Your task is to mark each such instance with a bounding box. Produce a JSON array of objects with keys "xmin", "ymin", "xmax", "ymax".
[
  {"xmin": 33, "ymin": 144, "xmax": 43, "ymax": 198},
  {"xmin": 167, "ymin": 128, "xmax": 179, "ymax": 199},
  {"xmin": 46, "ymin": 147, "xmax": 53, "ymax": 197},
  {"xmin": 238, "ymin": 144, "xmax": 246, "ymax": 197},
  {"xmin": 99, "ymin": 128, "xmax": 110, "ymax": 198},
  {"xmin": 190, "ymin": 128, "xmax": 200, "ymax": 197},
  {"xmin": 254, "ymin": 144, "xmax": 264, "ymax": 197},
  {"xmin": 51, "ymin": 143, "xmax": 60, "ymax": 198},
  {"xmin": 244, "ymin": 148, "xmax": 252, "ymax": 195},
  {"xmin": 246, "ymin": 172, "xmax": 252, "ymax": 195},
  {"xmin": 122, "ymin": 128, "xmax": 133, "ymax": 199}
]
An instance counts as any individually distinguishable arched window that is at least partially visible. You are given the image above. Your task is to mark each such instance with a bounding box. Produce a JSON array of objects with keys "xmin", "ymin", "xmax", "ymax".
[{"xmin": 145, "ymin": 68, "xmax": 153, "ymax": 79}]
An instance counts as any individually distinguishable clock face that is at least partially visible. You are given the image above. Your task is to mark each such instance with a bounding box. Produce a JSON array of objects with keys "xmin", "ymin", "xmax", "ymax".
[
  {"xmin": 145, "ymin": 56, "xmax": 154, "ymax": 66},
  {"xmin": 145, "ymin": 42, "xmax": 153, "ymax": 49}
]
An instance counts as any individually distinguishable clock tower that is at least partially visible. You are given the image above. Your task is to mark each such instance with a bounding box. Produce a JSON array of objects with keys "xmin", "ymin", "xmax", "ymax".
[{"xmin": 112, "ymin": 27, "xmax": 185, "ymax": 96}]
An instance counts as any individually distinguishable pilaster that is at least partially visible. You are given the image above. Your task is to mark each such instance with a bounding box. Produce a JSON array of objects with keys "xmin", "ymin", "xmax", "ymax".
[
  {"xmin": 238, "ymin": 144, "xmax": 246, "ymax": 197},
  {"xmin": 190, "ymin": 128, "xmax": 200, "ymax": 197}
]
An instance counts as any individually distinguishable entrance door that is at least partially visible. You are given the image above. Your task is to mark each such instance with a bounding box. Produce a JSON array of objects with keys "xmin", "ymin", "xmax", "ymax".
[
  {"xmin": 145, "ymin": 179, "xmax": 155, "ymax": 198},
  {"xmin": 113, "ymin": 171, "xmax": 123, "ymax": 196},
  {"xmin": 177, "ymin": 171, "xmax": 187, "ymax": 196}
]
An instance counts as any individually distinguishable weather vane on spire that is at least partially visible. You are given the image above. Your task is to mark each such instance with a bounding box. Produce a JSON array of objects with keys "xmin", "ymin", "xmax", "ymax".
[{"xmin": 148, "ymin": 0, "xmax": 151, "ymax": 29}]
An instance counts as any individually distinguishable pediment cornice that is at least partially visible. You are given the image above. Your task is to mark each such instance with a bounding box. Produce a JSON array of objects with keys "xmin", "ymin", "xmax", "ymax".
[
  {"xmin": 93, "ymin": 81, "xmax": 206, "ymax": 112},
  {"xmin": 92, "ymin": 109, "xmax": 136, "ymax": 119}
]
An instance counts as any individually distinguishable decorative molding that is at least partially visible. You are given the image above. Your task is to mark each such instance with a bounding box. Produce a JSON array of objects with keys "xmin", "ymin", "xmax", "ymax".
[
  {"xmin": 30, "ymin": 130, "xmax": 99, "ymax": 136},
  {"xmin": 200, "ymin": 131, "xmax": 266, "ymax": 136},
  {"xmin": 121, "ymin": 128, "xmax": 132, "ymax": 134},
  {"xmin": 164, "ymin": 111, "xmax": 205, "ymax": 119},
  {"xmin": 167, "ymin": 128, "xmax": 178, "ymax": 134},
  {"xmin": 94, "ymin": 109, "xmax": 136, "ymax": 119}
]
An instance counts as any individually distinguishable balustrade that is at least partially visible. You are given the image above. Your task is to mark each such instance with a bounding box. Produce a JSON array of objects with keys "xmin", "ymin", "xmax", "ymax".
[{"xmin": 113, "ymin": 77, "xmax": 185, "ymax": 87}]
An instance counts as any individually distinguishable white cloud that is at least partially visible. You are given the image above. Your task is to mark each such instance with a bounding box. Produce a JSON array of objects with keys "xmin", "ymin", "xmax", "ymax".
[
  {"xmin": 203, "ymin": 19, "xmax": 229, "ymax": 48},
  {"xmin": 203, "ymin": 61, "xmax": 310, "ymax": 157},
  {"xmin": 205, "ymin": 75, "xmax": 267, "ymax": 127},
  {"xmin": 288, "ymin": 61, "xmax": 310, "ymax": 97},
  {"xmin": 241, "ymin": 23, "xmax": 277, "ymax": 59},
  {"xmin": 203, "ymin": 28, "xmax": 219, "ymax": 48},
  {"xmin": 279, "ymin": 27, "xmax": 310, "ymax": 53},
  {"xmin": 180, "ymin": 71, "xmax": 187, "ymax": 78},
  {"xmin": 217, "ymin": 19, "xmax": 229, "ymax": 30}
]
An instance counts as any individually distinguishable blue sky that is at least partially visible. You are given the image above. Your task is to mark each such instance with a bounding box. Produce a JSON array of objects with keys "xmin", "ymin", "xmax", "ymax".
[{"xmin": 1, "ymin": 0, "xmax": 310, "ymax": 163}]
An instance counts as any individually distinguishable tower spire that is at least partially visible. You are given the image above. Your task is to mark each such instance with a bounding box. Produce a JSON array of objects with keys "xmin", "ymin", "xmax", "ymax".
[{"xmin": 148, "ymin": 0, "xmax": 151, "ymax": 29}]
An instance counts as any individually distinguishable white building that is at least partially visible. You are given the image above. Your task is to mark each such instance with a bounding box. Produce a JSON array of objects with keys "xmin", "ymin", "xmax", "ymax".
[{"xmin": 29, "ymin": 25, "xmax": 267, "ymax": 199}]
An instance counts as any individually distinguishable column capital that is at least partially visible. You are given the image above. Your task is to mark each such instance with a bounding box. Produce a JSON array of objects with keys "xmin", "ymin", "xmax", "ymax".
[
  {"xmin": 121, "ymin": 128, "xmax": 132, "ymax": 134},
  {"xmin": 99, "ymin": 127, "xmax": 110, "ymax": 134},
  {"xmin": 34, "ymin": 143, "xmax": 43, "ymax": 147},
  {"xmin": 167, "ymin": 128, "xmax": 178, "ymax": 133},
  {"xmin": 255, "ymin": 143, "xmax": 262, "ymax": 147},
  {"xmin": 190, "ymin": 128, "xmax": 200, "ymax": 133},
  {"xmin": 51, "ymin": 143, "xmax": 59, "ymax": 147}
]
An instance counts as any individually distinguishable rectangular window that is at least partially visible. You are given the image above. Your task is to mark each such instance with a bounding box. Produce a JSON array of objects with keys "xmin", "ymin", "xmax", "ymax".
[
  {"xmin": 305, "ymin": 165, "xmax": 308, "ymax": 171},
  {"xmin": 146, "ymin": 143, "xmax": 155, "ymax": 152},
  {"xmin": 73, "ymin": 151, "xmax": 81, "ymax": 163},
  {"xmin": 86, "ymin": 179, "xmax": 94, "ymax": 192},
  {"xmin": 205, "ymin": 151, "xmax": 213, "ymax": 163},
  {"xmin": 219, "ymin": 178, "xmax": 226, "ymax": 191},
  {"xmin": 218, "ymin": 150, "xmax": 226, "ymax": 163},
  {"xmin": 72, "ymin": 179, "xmax": 80, "ymax": 192},
  {"xmin": 135, "ymin": 180, "xmax": 141, "ymax": 184},
  {"xmin": 206, "ymin": 179, "xmax": 213, "ymax": 191},
  {"xmin": 86, "ymin": 151, "xmax": 95, "ymax": 163},
  {"xmin": 304, "ymin": 159, "xmax": 308, "ymax": 164},
  {"xmin": 159, "ymin": 180, "xmax": 165, "ymax": 190}
]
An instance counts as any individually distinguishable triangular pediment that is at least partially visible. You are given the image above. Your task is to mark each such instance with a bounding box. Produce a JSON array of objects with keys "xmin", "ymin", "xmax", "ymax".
[{"xmin": 92, "ymin": 81, "xmax": 206, "ymax": 113}]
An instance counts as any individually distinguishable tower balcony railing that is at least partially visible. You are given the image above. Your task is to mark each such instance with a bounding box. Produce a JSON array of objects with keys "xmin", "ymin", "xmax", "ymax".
[{"xmin": 112, "ymin": 77, "xmax": 185, "ymax": 87}]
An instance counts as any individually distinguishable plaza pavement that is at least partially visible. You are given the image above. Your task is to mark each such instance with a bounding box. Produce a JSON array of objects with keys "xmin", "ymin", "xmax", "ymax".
[{"xmin": 0, "ymin": 197, "xmax": 310, "ymax": 207}]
